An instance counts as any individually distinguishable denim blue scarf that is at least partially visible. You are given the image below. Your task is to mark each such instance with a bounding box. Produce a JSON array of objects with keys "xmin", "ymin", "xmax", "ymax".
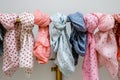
[{"xmin": 68, "ymin": 12, "xmax": 87, "ymax": 65}]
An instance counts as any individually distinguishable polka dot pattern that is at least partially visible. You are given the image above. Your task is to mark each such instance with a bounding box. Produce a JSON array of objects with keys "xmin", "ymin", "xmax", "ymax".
[
  {"xmin": 0, "ymin": 14, "xmax": 20, "ymax": 76},
  {"xmin": 82, "ymin": 13, "xmax": 99, "ymax": 80},
  {"xmin": 95, "ymin": 13, "xmax": 118, "ymax": 79},
  {"xmin": 19, "ymin": 12, "xmax": 34, "ymax": 75}
]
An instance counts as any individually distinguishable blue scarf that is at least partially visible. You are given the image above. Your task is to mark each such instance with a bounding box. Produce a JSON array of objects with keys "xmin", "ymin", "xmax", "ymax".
[
  {"xmin": 68, "ymin": 12, "xmax": 87, "ymax": 65},
  {"xmin": 50, "ymin": 13, "xmax": 75, "ymax": 76},
  {"xmin": 0, "ymin": 23, "xmax": 6, "ymax": 56}
]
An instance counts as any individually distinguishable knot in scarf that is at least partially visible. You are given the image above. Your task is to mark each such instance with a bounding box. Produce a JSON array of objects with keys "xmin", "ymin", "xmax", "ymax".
[
  {"xmin": 94, "ymin": 13, "xmax": 118, "ymax": 79},
  {"xmin": 0, "ymin": 14, "xmax": 17, "ymax": 30},
  {"xmin": 68, "ymin": 12, "xmax": 87, "ymax": 65},
  {"xmin": 50, "ymin": 13, "xmax": 75, "ymax": 76},
  {"xmin": 51, "ymin": 13, "xmax": 67, "ymax": 30},
  {"xmin": 34, "ymin": 10, "xmax": 50, "ymax": 27},
  {"xmin": 84, "ymin": 13, "xmax": 99, "ymax": 33},
  {"xmin": 82, "ymin": 13, "xmax": 99, "ymax": 80},
  {"xmin": 33, "ymin": 10, "xmax": 51, "ymax": 64}
]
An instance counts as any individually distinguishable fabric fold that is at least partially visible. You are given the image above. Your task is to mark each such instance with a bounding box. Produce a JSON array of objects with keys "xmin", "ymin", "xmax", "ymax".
[
  {"xmin": 0, "ymin": 23, "xmax": 6, "ymax": 56},
  {"xmin": 50, "ymin": 13, "xmax": 75, "ymax": 76},
  {"xmin": 0, "ymin": 13, "xmax": 20, "ymax": 76},
  {"xmin": 94, "ymin": 13, "xmax": 118, "ymax": 79},
  {"xmin": 33, "ymin": 10, "xmax": 51, "ymax": 64},
  {"xmin": 19, "ymin": 12, "xmax": 34, "ymax": 75},
  {"xmin": 112, "ymin": 14, "xmax": 120, "ymax": 80},
  {"xmin": 68, "ymin": 12, "xmax": 87, "ymax": 65},
  {"xmin": 82, "ymin": 13, "xmax": 99, "ymax": 80}
]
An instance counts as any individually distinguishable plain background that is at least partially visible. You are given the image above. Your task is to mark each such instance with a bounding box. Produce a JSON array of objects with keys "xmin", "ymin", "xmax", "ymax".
[{"xmin": 0, "ymin": 0, "xmax": 120, "ymax": 80}]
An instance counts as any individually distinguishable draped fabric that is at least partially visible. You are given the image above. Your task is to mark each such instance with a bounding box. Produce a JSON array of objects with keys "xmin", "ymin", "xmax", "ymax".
[
  {"xmin": 94, "ymin": 13, "xmax": 118, "ymax": 79},
  {"xmin": 33, "ymin": 10, "xmax": 51, "ymax": 64},
  {"xmin": 0, "ymin": 14, "xmax": 20, "ymax": 76},
  {"xmin": 113, "ymin": 14, "xmax": 120, "ymax": 80},
  {"xmin": 82, "ymin": 13, "xmax": 99, "ymax": 80},
  {"xmin": 68, "ymin": 12, "xmax": 87, "ymax": 65},
  {"xmin": 50, "ymin": 13, "xmax": 75, "ymax": 76},
  {"xmin": 19, "ymin": 12, "xmax": 34, "ymax": 75},
  {"xmin": 0, "ymin": 23, "xmax": 6, "ymax": 56}
]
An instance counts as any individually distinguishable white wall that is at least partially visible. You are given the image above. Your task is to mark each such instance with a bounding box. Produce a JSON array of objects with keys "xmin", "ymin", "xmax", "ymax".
[{"xmin": 0, "ymin": 0, "xmax": 120, "ymax": 80}]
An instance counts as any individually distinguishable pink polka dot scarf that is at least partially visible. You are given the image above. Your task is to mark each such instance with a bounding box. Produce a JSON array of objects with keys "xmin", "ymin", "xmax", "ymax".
[
  {"xmin": 0, "ymin": 13, "xmax": 20, "ymax": 76},
  {"xmin": 113, "ymin": 14, "xmax": 120, "ymax": 80},
  {"xmin": 33, "ymin": 10, "xmax": 51, "ymax": 64},
  {"xmin": 82, "ymin": 13, "xmax": 99, "ymax": 80},
  {"xmin": 19, "ymin": 12, "xmax": 34, "ymax": 75},
  {"xmin": 95, "ymin": 13, "xmax": 118, "ymax": 79}
]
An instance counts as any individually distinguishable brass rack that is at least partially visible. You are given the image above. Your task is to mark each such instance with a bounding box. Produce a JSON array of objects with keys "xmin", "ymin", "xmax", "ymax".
[
  {"xmin": 51, "ymin": 65, "xmax": 62, "ymax": 80},
  {"xmin": 50, "ymin": 58, "xmax": 62, "ymax": 80}
]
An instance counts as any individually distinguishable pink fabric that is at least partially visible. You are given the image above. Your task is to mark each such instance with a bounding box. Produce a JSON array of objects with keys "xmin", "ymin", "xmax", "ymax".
[
  {"xmin": 94, "ymin": 13, "xmax": 118, "ymax": 79},
  {"xmin": 113, "ymin": 14, "xmax": 120, "ymax": 23},
  {"xmin": 113, "ymin": 14, "xmax": 120, "ymax": 80},
  {"xmin": 19, "ymin": 12, "xmax": 34, "ymax": 75},
  {"xmin": 33, "ymin": 10, "xmax": 51, "ymax": 64},
  {"xmin": 0, "ymin": 14, "xmax": 20, "ymax": 76},
  {"xmin": 82, "ymin": 13, "xmax": 99, "ymax": 80}
]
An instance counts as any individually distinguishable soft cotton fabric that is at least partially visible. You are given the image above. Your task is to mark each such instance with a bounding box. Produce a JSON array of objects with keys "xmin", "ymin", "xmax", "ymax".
[
  {"xmin": 19, "ymin": 12, "xmax": 34, "ymax": 75},
  {"xmin": 113, "ymin": 14, "xmax": 120, "ymax": 60},
  {"xmin": 113, "ymin": 14, "xmax": 120, "ymax": 80},
  {"xmin": 0, "ymin": 23, "xmax": 6, "ymax": 56},
  {"xmin": 0, "ymin": 13, "xmax": 20, "ymax": 76},
  {"xmin": 33, "ymin": 10, "xmax": 51, "ymax": 64},
  {"xmin": 94, "ymin": 13, "xmax": 118, "ymax": 79},
  {"xmin": 68, "ymin": 12, "xmax": 87, "ymax": 65},
  {"xmin": 50, "ymin": 13, "xmax": 75, "ymax": 76},
  {"xmin": 82, "ymin": 13, "xmax": 99, "ymax": 80}
]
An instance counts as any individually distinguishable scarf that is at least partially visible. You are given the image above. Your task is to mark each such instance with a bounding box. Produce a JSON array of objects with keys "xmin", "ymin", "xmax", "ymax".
[
  {"xmin": 95, "ymin": 13, "xmax": 118, "ymax": 79},
  {"xmin": 68, "ymin": 12, "xmax": 87, "ymax": 65},
  {"xmin": 0, "ymin": 13, "xmax": 20, "ymax": 76},
  {"xmin": 50, "ymin": 13, "xmax": 75, "ymax": 76},
  {"xmin": 82, "ymin": 13, "xmax": 99, "ymax": 80},
  {"xmin": 33, "ymin": 10, "xmax": 51, "ymax": 64},
  {"xmin": 19, "ymin": 12, "xmax": 34, "ymax": 76},
  {"xmin": 113, "ymin": 14, "xmax": 120, "ymax": 80},
  {"xmin": 0, "ymin": 23, "xmax": 6, "ymax": 56}
]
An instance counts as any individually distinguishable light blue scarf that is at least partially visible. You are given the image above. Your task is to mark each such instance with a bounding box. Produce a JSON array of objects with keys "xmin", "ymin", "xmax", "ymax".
[{"xmin": 50, "ymin": 13, "xmax": 75, "ymax": 76}]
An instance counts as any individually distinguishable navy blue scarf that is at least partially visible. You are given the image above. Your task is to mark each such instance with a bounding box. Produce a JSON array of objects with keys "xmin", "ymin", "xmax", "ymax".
[{"xmin": 0, "ymin": 23, "xmax": 6, "ymax": 56}]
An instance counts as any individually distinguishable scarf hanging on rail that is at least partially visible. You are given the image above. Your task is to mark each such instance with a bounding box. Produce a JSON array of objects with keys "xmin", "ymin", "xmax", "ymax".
[
  {"xmin": 0, "ymin": 23, "xmax": 6, "ymax": 56},
  {"xmin": 94, "ymin": 13, "xmax": 118, "ymax": 79},
  {"xmin": 113, "ymin": 13, "xmax": 120, "ymax": 80},
  {"xmin": 68, "ymin": 12, "xmax": 87, "ymax": 65},
  {"xmin": 19, "ymin": 12, "xmax": 34, "ymax": 76},
  {"xmin": 33, "ymin": 10, "xmax": 51, "ymax": 64},
  {"xmin": 82, "ymin": 13, "xmax": 99, "ymax": 80},
  {"xmin": 50, "ymin": 13, "xmax": 75, "ymax": 76},
  {"xmin": 0, "ymin": 13, "xmax": 20, "ymax": 76}
]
